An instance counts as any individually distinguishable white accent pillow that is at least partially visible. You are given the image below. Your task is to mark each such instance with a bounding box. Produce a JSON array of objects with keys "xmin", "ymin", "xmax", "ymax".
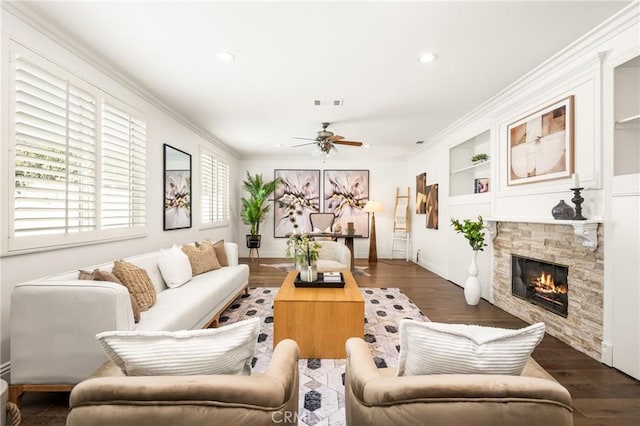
[
  {"xmin": 313, "ymin": 226, "xmax": 332, "ymax": 233},
  {"xmin": 158, "ymin": 244, "xmax": 192, "ymax": 288},
  {"xmin": 96, "ymin": 318, "xmax": 261, "ymax": 376},
  {"xmin": 397, "ymin": 320, "xmax": 545, "ymax": 376}
]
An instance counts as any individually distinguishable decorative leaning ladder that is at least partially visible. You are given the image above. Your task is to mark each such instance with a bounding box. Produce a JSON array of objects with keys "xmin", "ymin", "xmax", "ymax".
[{"xmin": 390, "ymin": 187, "xmax": 410, "ymax": 261}]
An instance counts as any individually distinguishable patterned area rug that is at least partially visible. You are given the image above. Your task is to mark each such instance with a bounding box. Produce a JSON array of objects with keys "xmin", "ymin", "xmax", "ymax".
[
  {"xmin": 260, "ymin": 263, "xmax": 371, "ymax": 276},
  {"xmin": 219, "ymin": 287, "xmax": 428, "ymax": 426}
]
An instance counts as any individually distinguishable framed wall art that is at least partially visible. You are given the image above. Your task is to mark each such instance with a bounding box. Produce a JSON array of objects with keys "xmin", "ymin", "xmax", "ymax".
[
  {"xmin": 163, "ymin": 144, "xmax": 192, "ymax": 230},
  {"xmin": 425, "ymin": 183, "xmax": 438, "ymax": 229},
  {"xmin": 507, "ymin": 96, "xmax": 574, "ymax": 186},
  {"xmin": 273, "ymin": 169, "xmax": 320, "ymax": 237},
  {"xmin": 416, "ymin": 172, "xmax": 427, "ymax": 214},
  {"xmin": 324, "ymin": 169, "xmax": 369, "ymax": 238},
  {"xmin": 474, "ymin": 178, "xmax": 489, "ymax": 193}
]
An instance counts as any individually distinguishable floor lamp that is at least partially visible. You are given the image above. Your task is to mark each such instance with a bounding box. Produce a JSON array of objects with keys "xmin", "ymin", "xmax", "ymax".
[{"xmin": 363, "ymin": 200, "xmax": 384, "ymax": 263}]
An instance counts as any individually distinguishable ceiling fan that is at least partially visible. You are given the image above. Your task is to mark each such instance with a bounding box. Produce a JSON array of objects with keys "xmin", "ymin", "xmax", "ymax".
[{"xmin": 293, "ymin": 122, "xmax": 363, "ymax": 155}]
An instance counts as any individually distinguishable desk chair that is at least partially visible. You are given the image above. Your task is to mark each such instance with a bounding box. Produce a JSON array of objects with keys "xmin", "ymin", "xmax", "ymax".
[{"xmin": 309, "ymin": 213, "xmax": 336, "ymax": 241}]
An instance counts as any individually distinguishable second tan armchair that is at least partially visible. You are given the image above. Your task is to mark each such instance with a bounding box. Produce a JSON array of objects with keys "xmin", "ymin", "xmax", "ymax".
[{"xmin": 345, "ymin": 337, "xmax": 573, "ymax": 426}]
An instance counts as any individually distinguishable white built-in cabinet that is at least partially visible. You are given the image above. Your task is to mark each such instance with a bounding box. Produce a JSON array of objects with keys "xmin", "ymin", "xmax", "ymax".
[{"xmin": 607, "ymin": 53, "xmax": 640, "ymax": 380}]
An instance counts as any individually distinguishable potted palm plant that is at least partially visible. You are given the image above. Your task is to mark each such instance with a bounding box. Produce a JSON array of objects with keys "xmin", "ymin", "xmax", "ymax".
[{"xmin": 241, "ymin": 172, "xmax": 281, "ymax": 249}]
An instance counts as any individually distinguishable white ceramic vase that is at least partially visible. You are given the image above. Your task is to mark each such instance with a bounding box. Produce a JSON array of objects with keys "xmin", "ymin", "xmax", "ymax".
[
  {"xmin": 296, "ymin": 258, "xmax": 318, "ymax": 282},
  {"xmin": 464, "ymin": 250, "xmax": 482, "ymax": 305}
]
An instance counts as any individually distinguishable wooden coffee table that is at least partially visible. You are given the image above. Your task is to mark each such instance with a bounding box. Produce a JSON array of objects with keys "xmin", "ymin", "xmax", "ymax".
[{"xmin": 273, "ymin": 270, "xmax": 364, "ymax": 358}]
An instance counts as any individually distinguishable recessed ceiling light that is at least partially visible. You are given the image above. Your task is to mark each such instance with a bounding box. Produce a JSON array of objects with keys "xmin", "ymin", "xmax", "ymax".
[
  {"xmin": 275, "ymin": 144, "xmax": 282, "ymax": 148},
  {"xmin": 217, "ymin": 51, "xmax": 235, "ymax": 63},
  {"xmin": 417, "ymin": 53, "xmax": 438, "ymax": 64}
]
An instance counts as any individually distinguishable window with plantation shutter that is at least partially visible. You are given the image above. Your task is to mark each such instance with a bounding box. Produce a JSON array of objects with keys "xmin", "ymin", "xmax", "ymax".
[
  {"xmin": 201, "ymin": 148, "xmax": 230, "ymax": 226},
  {"xmin": 8, "ymin": 43, "xmax": 147, "ymax": 253},
  {"xmin": 13, "ymin": 54, "xmax": 97, "ymax": 243},
  {"xmin": 101, "ymin": 103, "xmax": 147, "ymax": 230}
]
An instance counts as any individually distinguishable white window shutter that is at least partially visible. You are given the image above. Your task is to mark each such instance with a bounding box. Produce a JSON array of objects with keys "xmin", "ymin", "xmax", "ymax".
[
  {"xmin": 9, "ymin": 43, "xmax": 147, "ymax": 253},
  {"xmin": 101, "ymin": 103, "xmax": 147, "ymax": 230},
  {"xmin": 201, "ymin": 149, "xmax": 229, "ymax": 224},
  {"xmin": 13, "ymin": 57, "xmax": 97, "ymax": 238}
]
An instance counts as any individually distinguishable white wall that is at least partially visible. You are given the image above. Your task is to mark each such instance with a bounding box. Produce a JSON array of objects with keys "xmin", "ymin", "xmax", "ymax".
[
  {"xmin": 239, "ymin": 155, "xmax": 407, "ymax": 260},
  {"xmin": 0, "ymin": 8, "xmax": 240, "ymax": 370},
  {"xmin": 406, "ymin": 4, "xmax": 639, "ymax": 365}
]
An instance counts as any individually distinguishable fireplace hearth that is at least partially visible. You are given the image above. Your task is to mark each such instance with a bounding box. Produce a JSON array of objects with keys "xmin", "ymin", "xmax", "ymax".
[{"xmin": 512, "ymin": 255, "xmax": 569, "ymax": 317}]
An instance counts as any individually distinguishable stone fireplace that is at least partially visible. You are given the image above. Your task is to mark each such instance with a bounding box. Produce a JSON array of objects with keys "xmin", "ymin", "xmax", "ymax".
[{"xmin": 492, "ymin": 221, "xmax": 604, "ymax": 360}]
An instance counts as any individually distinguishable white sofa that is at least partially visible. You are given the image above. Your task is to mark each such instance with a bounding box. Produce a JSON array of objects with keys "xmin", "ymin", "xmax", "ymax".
[{"xmin": 9, "ymin": 242, "xmax": 249, "ymax": 404}]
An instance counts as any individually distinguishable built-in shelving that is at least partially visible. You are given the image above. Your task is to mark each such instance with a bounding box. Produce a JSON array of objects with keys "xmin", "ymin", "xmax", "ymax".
[
  {"xmin": 449, "ymin": 130, "xmax": 491, "ymax": 197},
  {"xmin": 614, "ymin": 57, "xmax": 639, "ymax": 176},
  {"xmin": 450, "ymin": 160, "xmax": 490, "ymax": 175}
]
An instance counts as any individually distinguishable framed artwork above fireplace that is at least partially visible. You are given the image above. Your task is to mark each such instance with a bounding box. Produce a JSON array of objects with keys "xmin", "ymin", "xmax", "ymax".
[{"xmin": 507, "ymin": 96, "xmax": 574, "ymax": 186}]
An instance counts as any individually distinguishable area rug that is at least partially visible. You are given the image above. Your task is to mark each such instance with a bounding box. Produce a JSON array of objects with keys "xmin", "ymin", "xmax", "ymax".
[
  {"xmin": 260, "ymin": 263, "xmax": 371, "ymax": 277},
  {"xmin": 219, "ymin": 287, "xmax": 428, "ymax": 426}
]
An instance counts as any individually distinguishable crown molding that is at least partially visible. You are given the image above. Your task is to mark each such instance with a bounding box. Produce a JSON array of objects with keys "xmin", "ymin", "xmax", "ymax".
[
  {"xmin": 412, "ymin": 1, "xmax": 639, "ymax": 155},
  {"xmin": 1, "ymin": 1, "xmax": 239, "ymax": 159}
]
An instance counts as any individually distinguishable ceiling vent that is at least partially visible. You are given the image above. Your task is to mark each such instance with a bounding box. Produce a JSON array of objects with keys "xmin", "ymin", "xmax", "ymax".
[{"xmin": 313, "ymin": 99, "xmax": 343, "ymax": 106}]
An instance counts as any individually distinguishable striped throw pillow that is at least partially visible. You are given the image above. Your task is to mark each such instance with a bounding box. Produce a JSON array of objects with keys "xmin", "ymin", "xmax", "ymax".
[
  {"xmin": 96, "ymin": 317, "xmax": 260, "ymax": 376},
  {"xmin": 397, "ymin": 320, "xmax": 545, "ymax": 376}
]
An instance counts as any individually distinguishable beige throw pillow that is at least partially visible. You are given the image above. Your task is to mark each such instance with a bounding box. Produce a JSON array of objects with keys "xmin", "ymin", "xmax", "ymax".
[
  {"xmin": 183, "ymin": 240, "xmax": 221, "ymax": 275},
  {"xmin": 212, "ymin": 240, "xmax": 229, "ymax": 267},
  {"xmin": 78, "ymin": 269, "xmax": 141, "ymax": 323},
  {"xmin": 112, "ymin": 260, "xmax": 156, "ymax": 311}
]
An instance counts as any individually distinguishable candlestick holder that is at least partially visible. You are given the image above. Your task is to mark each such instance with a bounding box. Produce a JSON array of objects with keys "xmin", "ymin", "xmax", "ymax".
[{"xmin": 570, "ymin": 187, "xmax": 587, "ymax": 220}]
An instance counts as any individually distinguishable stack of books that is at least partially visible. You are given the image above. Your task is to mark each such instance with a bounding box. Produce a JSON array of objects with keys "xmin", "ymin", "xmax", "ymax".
[{"xmin": 323, "ymin": 272, "xmax": 342, "ymax": 283}]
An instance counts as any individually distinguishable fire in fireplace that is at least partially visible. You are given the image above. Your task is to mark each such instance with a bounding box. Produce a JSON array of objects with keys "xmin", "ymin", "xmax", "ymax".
[{"xmin": 511, "ymin": 255, "xmax": 569, "ymax": 317}]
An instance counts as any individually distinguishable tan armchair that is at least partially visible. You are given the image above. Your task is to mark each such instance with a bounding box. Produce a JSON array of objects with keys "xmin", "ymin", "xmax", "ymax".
[
  {"xmin": 67, "ymin": 339, "xmax": 300, "ymax": 426},
  {"xmin": 316, "ymin": 241, "xmax": 351, "ymax": 272},
  {"xmin": 345, "ymin": 337, "xmax": 573, "ymax": 426}
]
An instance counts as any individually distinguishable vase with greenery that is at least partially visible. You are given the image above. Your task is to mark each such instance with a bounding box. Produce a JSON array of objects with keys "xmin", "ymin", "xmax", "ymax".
[
  {"xmin": 241, "ymin": 172, "xmax": 281, "ymax": 249},
  {"xmin": 286, "ymin": 234, "xmax": 321, "ymax": 282},
  {"xmin": 450, "ymin": 215, "xmax": 486, "ymax": 305}
]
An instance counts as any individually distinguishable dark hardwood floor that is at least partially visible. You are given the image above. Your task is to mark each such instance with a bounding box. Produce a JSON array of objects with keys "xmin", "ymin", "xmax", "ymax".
[{"xmin": 19, "ymin": 258, "xmax": 640, "ymax": 425}]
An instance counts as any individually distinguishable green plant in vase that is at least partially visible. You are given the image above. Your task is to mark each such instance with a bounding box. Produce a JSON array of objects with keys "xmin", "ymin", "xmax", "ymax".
[
  {"xmin": 450, "ymin": 215, "xmax": 486, "ymax": 305},
  {"xmin": 450, "ymin": 216, "xmax": 487, "ymax": 251},
  {"xmin": 286, "ymin": 234, "xmax": 321, "ymax": 282}
]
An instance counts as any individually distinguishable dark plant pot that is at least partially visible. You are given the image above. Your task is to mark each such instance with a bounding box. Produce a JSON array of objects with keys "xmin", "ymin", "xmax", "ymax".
[{"xmin": 246, "ymin": 234, "xmax": 261, "ymax": 249}]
